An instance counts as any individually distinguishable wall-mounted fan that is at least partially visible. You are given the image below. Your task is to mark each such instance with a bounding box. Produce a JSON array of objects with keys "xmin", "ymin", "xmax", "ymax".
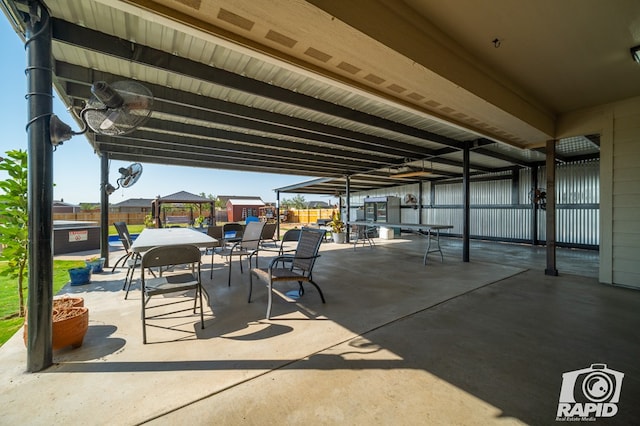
[
  {"xmin": 50, "ymin": 80, "xmax": 153, "ymax": 146},
  {"xmin": 105, "ymin": 163, "xmax": 143, "ymax": 195},
  {"xmin": 404, "ymin": 193, "xmax": 418, "ymax": 208},
  {"xmin": 529, "ymin": 188, "xmax": 547, "ymax": 210}
]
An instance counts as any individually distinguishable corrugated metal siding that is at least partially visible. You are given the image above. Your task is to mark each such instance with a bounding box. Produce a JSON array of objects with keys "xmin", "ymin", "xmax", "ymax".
[{"xmin": 351, "ymin": 160, "xmax": 600, "ymax": 247}]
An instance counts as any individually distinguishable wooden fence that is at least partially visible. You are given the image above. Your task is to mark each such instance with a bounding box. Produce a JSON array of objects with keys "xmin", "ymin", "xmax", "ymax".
[
  {"xmin": 53, "ymin": 208, "xmax": 336, "ymax": 226},
  {"xmin": 286, "ymin": 209, "xmax": 335, "ymax": 224},
  {"xmin": 54, "ymin": 212, "xmax": 148, "ymax": 225}
]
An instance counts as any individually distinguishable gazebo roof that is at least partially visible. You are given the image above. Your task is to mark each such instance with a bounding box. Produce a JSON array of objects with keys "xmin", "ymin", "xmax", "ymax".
[{"xmin": 157, "ymin": 191, "xmax": 212, "ymax": 204}]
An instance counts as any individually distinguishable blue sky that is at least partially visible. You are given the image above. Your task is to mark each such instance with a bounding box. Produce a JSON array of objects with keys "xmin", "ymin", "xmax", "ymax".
[{"xmin": 0, "ymin": 16, "xmax": 327, "ymax": 205}]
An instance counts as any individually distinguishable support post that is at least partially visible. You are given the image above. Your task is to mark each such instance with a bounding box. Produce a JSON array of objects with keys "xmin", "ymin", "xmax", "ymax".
[
  {"xmin": 345, "ymin": 176, "xmax": 351, "ymax": 243},
  {"xmin": 545, "ymin": 140, "xmax": 558, "ymax": 276},
  {"xmin": 100, "ymin": 154, "xmax": 109, "ymax": 267},
  {"xmin": 276, "ymin": 191, "xmax": 281, "ymax": 240},
  {"xmin": 25, "ymin": 2, "xmax": 53, "ymax": 372},
  {"xmin": 462, "ymin": 143, "xmax": 470, "ymax": 262},
  {"xmin": 531, "ymin": 165, "xmax": 539, "ymax": 246},
  {"xmin": 418, "ymin": 180, "xmax": 423, "ymax": 224}
]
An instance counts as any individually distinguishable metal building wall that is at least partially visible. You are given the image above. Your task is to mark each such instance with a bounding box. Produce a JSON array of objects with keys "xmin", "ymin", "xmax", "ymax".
[{"xmin": 350, "ymin": 160, "xmax": 599, "ymax": 248}]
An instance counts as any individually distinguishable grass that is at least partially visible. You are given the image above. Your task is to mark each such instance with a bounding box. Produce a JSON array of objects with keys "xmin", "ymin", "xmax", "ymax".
[{"xmin": 0, "ymin": 260, "xmax": 86, "ymax": 347}]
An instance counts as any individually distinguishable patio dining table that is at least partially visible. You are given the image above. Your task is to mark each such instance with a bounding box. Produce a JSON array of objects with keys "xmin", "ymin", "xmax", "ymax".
[
  {"xmin": 130, "ymin": 227, "xmax": 218, "ymax": 253},
  {"xmin": 347, "ymin": 221, "xmax": 453, "ymax": 265}
]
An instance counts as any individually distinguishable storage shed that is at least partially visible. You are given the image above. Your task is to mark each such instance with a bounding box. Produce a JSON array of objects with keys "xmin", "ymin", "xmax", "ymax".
[{"xmin": 226, "ymin": 198, "xmax": 265, "ymax": 222}]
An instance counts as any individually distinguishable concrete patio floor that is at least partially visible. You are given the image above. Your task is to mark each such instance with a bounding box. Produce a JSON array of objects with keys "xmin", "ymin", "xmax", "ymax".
[{"xmin": 1, "ymin": 236, "xmax": 638, "ymax": 425}]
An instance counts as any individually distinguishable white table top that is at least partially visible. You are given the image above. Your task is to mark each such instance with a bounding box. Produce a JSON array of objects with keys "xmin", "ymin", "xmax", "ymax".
[
  {"xmin": 130, "ymin": 228, "xmax": 218, "ymax": 253},
  {"xmin": 347, "ymin": 221, "xmax": 453, "ymax": 231}
]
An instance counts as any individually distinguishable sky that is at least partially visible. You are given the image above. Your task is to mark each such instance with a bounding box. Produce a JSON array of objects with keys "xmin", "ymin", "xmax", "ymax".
[{"xmin": 0, "ymin": 15, "xmax": 329, "ymax": 205}]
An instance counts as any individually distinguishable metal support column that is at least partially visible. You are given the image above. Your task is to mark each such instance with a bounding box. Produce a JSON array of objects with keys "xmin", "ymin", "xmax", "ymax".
[
  {"xmin": 545, "ymin": 140, "xmax": 558, "ymax": 276},
  {"xmin": 276, "ymin": 191, "xmax": 281, "ymax": 240},
  {"xmin": 531, "ymin": 165, "xmax": 539, "ymax": 246},
  {"xmin": 418, "ymin": 180, "xmax": 423, "ymax": 224},
  {"xmin": 100, "ymin": 154, "xmax": 109, "ymax": 267},
  {"xmin": 345, "ymin": 175, "xmax": 351, "ymax": 243},
  {"xmin": 25, "ymin": 2, "xmax": 53, "ymax": 372},
  {"xmin": 462, "ymin": 143, "xmax": 470, "ymax": 262}
]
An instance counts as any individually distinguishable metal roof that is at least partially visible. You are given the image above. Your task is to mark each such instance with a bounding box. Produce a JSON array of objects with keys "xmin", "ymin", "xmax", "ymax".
[{"xmin": 0, "ymin": 0, "xmax": 609, "ymax": 196}]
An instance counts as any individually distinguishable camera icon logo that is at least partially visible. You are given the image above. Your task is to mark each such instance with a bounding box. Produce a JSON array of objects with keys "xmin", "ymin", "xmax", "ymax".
[{"xmin": 557, "ymin": 364, "xmax": 624, "ymax": 420}]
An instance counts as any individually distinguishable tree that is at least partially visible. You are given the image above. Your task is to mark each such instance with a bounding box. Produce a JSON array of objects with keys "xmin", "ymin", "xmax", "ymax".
[
  {"xmin": 283, "ymin": 194, "xmax": 306, "ymax": 209},
  {"xmin": 214, "ymin": 197, "xmax": 226, "ymax": 210},
  {"xmin": 0, "ymin": 150, "xmax": 29, "ymax": 317},
  {"xmin": 79, "ymin": 203, "xmax": 98, "ymax": 211}
]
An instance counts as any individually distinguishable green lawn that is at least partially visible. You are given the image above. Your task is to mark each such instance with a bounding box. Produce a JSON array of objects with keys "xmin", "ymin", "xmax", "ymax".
[{"xmin": 0, "ymin": 260, "xmax": 86, "ymax": 347}]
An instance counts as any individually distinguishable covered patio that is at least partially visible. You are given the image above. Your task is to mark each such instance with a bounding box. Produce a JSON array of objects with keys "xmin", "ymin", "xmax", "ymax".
[
  {"xmin": 1, "ymin": 238, "xmax": 638, "ymax": 424},
  {"xmin": 1, "ymin": 0, "xmax": 639, "ymax": 421}
]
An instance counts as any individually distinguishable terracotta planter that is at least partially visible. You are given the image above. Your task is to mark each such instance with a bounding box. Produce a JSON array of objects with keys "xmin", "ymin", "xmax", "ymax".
[
  {"xmin": 23, "ymin": 297, "xmax": 89, "ymax": 350},
  {"xmin": 51, "ymin": 307, "xmax": 89, "ymax": 350}
]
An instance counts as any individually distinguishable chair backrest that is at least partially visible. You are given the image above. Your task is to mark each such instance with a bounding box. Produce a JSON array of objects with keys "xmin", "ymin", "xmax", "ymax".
[
  {"xmin": 207, "ymin": 225, "xmax": 224, "ymax": 239},
  {"xmin": 113, "ymin": 221, "xmax": 133, "ymax": 252},
  {"xmin": 245, "ymin": 216, "xmax": 260, "ymax": 224},
  {"xmin": 260, "ymin": 222, "xmax": 277, "ymax": 240},
  {"xmin": 223, "ymin": 222, "xmax": 244, "ymax": 239},
  {"xmin": 141, "ymin": 244, "xmax": 202, "ymax": 269},
  {"xmin": 240, "ymin": 221, "xmax": 266, "ymax": 250},
  {"xmin": 292, "ymin": 228, "xmax": 324, "ymax": 274},
  {"xmin": 281, "ymin": 228, "xmax": 301, "ymax": 243}
]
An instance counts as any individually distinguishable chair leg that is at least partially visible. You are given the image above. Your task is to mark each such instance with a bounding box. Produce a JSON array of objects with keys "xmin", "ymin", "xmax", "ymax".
[
  {"xmin": 308, "ymin": 279, "xmax": 326, "ymax": 303},
  {"xmin": 248, "ymin": 271, "xmax": 254, "ymax": 302},
  {"xmin": 142, "ymin": 292, "xmax": 147, "ymax": 344},
  {"xmin": 111, "ymin": 252, "xmax": 131, "ymax": 273},
  {"xmin": 198, "ymin": 285, "xmax": 204, "ymax": 329},
  {"xmin": 124, "ymin": 268, "xmax": 134, "ymax": 299},
  {"xmin": 227, "ymin": 257, "xmax": 232, "ymax": 287},
  {"xmin": 210, "ymin": 250, "xmax": 215, "ymax": 280},
  {"xmin": 266, "ymin": 279, "xmax": 273, "ymax": 320}
]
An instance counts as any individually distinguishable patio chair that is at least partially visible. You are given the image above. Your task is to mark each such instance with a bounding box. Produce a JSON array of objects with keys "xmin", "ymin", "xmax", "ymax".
[
  {"xmin": 249, "ymin": 227, "xmax": 325, "ymax": 319},
  {"xmin": 350, "ymin": 223, "xmax": 376, "ymax": 250},
  {"xmin": 216, "ymin": 220, "xmax": 266, "ymax": 284},
  {"xmin": 140, "ymin": 244, "xmax": 205, "ymax": 344},
  {"xmin": 259, "ymin": 222, "xmax": 278, "ymax": 247},
  {"xmin": 258, "ymin": 228, "xmax": 301, "ymax": 267},
  {"xmin": 222, "ymin": 222, "xmax": 244, "ymax": 246},
  {"xmin": 111, "ymin": 221, "xmax": 135, "ymax": 272},
  {"xmin": 112, "ymin": 221, "xmax": 143, "ymax": 298}
]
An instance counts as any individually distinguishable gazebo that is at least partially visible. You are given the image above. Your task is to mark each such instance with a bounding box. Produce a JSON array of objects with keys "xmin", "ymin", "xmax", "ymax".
[{"xmin": 151, "ymin": 191, "xmax": 215, "ymax": 228}]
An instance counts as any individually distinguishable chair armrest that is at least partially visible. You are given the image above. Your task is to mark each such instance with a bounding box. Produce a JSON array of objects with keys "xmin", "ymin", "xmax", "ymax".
[{"xmin": 266, "ymin": 254, "xmax": 321, "ymax": 271}]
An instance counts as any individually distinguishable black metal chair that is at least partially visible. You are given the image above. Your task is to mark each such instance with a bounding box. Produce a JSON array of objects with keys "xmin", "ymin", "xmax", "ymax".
[
  {"xmin": 140, "ymin": 244, "xmax": 205, "ymax": 344},
  {"xmin": 259, "ymin": 222, "xmax": 278, "ymax": 247},
  {"xmin": 216, "ymin": 221, "xmax": 265, "ymax": 284},
  {"xmin": 249, "ymin": 227, "xmax": 325, "ymax": 319},
  {"xmin": 350, "ymin": 223, "xmax": 376, "ymax": 250},
  {"xmin": 258, "ymin": 228, "xmax": 301, "ymax": 268},
  {"xmin": 112, "ymin": 222, "xmax": 143, "ymax": 298},
  {"xmin": 111, "ymin": 221, "xmax": 135, "ymax": 272},
  {"xmin": 222, "ymin": 222, "xmax": 244, "ymax": 244}
]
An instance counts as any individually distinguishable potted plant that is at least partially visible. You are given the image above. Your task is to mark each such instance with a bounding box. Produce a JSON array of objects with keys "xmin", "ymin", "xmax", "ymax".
[
  {"xmin": 194, "ymin": 216, "xmax": 205, "ymax": 228},
  {"xmin": 24, "ymin": 296, "xmax": 89, "ymax": 350},
  {"xmin": 329, "ymin": 210, "xmax": 347, "ymax": 244},
  {"xmin": 68, "ymin": 266, "xmax": 92, "ymax": 285},
  {"xmin": 85, "ymin": 256, "xmax": 105, "ymax": 273}
]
